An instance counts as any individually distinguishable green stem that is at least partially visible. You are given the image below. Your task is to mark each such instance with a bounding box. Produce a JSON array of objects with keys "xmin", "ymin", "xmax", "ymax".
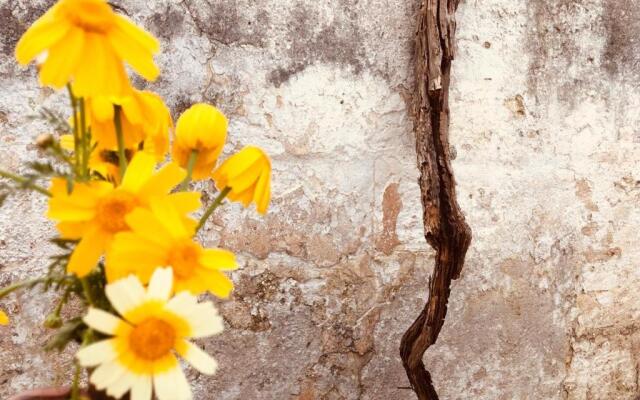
[
  {"xmin": 113, "ymin": 105, "xmax": 127, "ymax": 180},
  {"xmin": 80, "ymin": 277, "xmax": 95, "ymax": 307},
  {"xmin": 79, "ymin": 98, "xmax": 89, "ymax": 180},
  {"xmin": 0, "ymin": 169, "xmax": 51, "ymax": 196},
  {"xmin": 196, "ymin": 187, "xmax": 231, "ymax": 233},
  {"xmin": 67, "ymin": 85, "xmax": 80, "ymax": 177},
  {"xmin": 70, "ymin": 361, "xmax": 81, "ymax": 400},
  {"xmin": 54, "ymin": 286, "xmax": 71, "ymax": 316},
  {"xmin": 179, "ymin": 150, "xmax": 198, "ymax": 191},
  {"xmin": 0, "ymin": 277, "xmax": 50, "ymax": 299},
  {"xmin": 71, "ymin": 326, "xmax": 93, "ymax": 400}
]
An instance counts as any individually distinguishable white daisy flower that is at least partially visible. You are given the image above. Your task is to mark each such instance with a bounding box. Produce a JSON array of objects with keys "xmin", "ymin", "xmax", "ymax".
[{"xmin": 77, "ymin": 267, "xmax": 223, "ymax": 400}]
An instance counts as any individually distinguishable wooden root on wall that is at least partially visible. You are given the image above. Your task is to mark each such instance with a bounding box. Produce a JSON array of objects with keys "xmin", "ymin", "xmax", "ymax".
[{"xmin": 399, "ymin": 0, "xmax": 472, "ymax": 399}]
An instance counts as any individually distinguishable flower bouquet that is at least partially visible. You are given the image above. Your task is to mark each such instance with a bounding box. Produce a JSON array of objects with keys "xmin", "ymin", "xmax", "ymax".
[{"xmin": 0, "ymin": 0, "xmax": 271, "ymax": 399}]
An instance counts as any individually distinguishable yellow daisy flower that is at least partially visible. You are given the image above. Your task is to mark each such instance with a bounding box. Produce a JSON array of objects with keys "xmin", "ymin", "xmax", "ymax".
[
  {"xmin": 0, "ymin": 309, "xmax": 8, "ymax": 325},
  {"xmin": 212, "ymin": 146, "xmax": 271, "ymax": 214},
  {"xmin": 15, "ymin": 0, "xmax": 159, "ymax": 97},
  {"xmin": 172, "ymin": 103, "xmax": 228, "ymax": 180},
  {"xmin": 107, "ymin": 198, "xmax": 236, "ymax": 298},
  {"xmin": 87, "ymin": 90, "xmax": 171, "ymax": 160},
  {"xmin": 47, "ymin": 153, "xmax": 200, "ymax": 277},
  {"xmin": 77, "ymin": 268, "xmax": 222, "ymax": 400}
]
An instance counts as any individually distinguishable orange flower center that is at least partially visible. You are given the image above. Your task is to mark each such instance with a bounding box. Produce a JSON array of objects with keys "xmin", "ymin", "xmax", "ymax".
[
  {"xmin": 168, "ymin": 240, "xmax": 201, "ymax": 280},
  {"xmin": 129, "ymin": 318, "xmax": 176, "ymax": 361},
  {"xmin": 59, "ymin": 0, "xmax": 116, "ymax": 33},
  {"xmin": 96, "ymin": 191, "xmax": 137, "ymax": 233}
]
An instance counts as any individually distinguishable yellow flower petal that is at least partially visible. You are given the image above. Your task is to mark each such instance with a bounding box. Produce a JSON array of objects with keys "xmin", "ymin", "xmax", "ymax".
[
  {"xmin": 15, "ymin": 7, "xmax": 69, "ymax": 65},
  {"xmin": 137, "ymin": 162, "xmax": 185, "ymax": 198},
  {"xmin": 114, "ymin": 14, "xmax": 159, "ymax": 54},
  {"xmin": 0, "ymin": 310, "xmax": 8, "ymax": 325},
  {"xmin": 73, "ymin": 32, "xmax": 131, "ymax": 98},
  {"xmin": 172, "ymin": 103, "xmax": 227, "ymax": 180},
  {"xmin": 149, "ymin": 198, "xmax": 191, "ymax": 238},
  {"xmin": 202, "ymin": 270, "xmax": 234, "ymax": 299},
  {"xmin": 212, "ymin": 146, "xmax": 271, "ymax": 213},
  {"xmin": 199, "ymin": 249, "xmax": 237, "ymax": 271},
  {"xmin": 166, "ymin": 192, "xmax": 202, "ymax": 215},
  {"xmin": 120, "ymin": 152, "xmax": 156, "ymax": 193},
  {"xmin": 254, "ymin": 169, "xmax": 271, "ymax": 215},
  {"xmin": 91, "ymin": 96, "xmax": 115, "ymax": 122},
  {"xmin": 67, "ymin": 227, "xmax": 107, "ymax": 276},
  {"xmin": 108, "ymin": 19, "xmax": 159, "ymax": 81},
  {"xmin": 39, "ymin": 27, "xmax": 85, "ymax": 89},
  {"xmin": 123, "ymin": 209, "xmax": 172, "ymax": 246}
]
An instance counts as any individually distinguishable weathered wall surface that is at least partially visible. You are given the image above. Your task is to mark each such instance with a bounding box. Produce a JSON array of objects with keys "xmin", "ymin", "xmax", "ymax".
[{"xmin": 1, "ymin": 0, "xmax": 639, "ymax": 399}]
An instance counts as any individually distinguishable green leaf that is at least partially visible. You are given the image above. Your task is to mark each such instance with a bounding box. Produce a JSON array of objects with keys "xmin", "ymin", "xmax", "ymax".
[{"xmin": 44, "ymin": 318, "xmax": 85, "ymax": 352}]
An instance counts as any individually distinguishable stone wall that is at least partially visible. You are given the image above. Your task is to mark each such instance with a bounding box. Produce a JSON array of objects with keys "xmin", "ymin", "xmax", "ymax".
[{"xmin": 1, "ymin": 0, "xmax": 639, "ymax": 399}]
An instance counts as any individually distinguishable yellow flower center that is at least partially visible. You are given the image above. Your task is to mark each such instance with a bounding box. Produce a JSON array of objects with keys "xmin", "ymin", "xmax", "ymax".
[
  {"xmin": 168, "ymin": 240, "xmax": 201, "ymax": 280},
  {"xmin": 59, "ymin": 0, "xmax": 116, "ymax": 33},
  {"xmin": 96, "ymin": 191, "xmax": 138, "ymax": 233},
  {"xmin": 129, "ymin": 318, "xmax": 176, "ymax": 361}
]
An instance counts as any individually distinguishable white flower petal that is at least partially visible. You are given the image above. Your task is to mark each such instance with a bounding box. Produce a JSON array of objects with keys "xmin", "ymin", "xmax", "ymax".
[
  {"xmin": 153, "ymin": 364, "xmax": 192, "ymax": 400},
  {"xmin": 106, "ymin": 370, "xmax": 137, "ymax": 399},
  {"xmin": 146, "ymin": 267, "xmax": 173, "ymax": 301},
  {"xmin": 76, "ymin": 339, "xmax": 118, "ymax": 367},
  {"xmin": 106, "ymin": 275, "xmax": 146, "ymax": 317},
  {"xmin": 130, "ymin": 375, "xmax": 152, "ymax": 400},
  {"xmin": 179, "ymin": 340, "xmax": 218, "ymax": 375},
  {"xmin": 166, "ymin": 294, "xmax": 223, "ymax": 338},
  {"xmin": 83, "ymin": 308, "xmax": 123, "ymax": 335},
  {"xmin": 166, "ymin": 291, "xmax": 196, "ymax": 310},
  {"xmin": 188, "ymin": 304, "xmax": 224, "ymax": 338},
  {"xmin": 90, "ymin": 361, "xmax": 126, "ymax": 391}
]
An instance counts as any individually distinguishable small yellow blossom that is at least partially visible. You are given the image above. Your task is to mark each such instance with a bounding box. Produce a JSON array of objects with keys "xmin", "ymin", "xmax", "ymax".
[
  {"xmin": 172, "ymin": 103, "xmax": 227, "ymax": 180},
  {"xmin": 87, "ymin": 90, "xmax": 171, "ymax": 160},
  {"xmin": 0, "ymin": 309, "xmax": 8, "ymax": 325},
  {"xmin": 77, "ymin": 268, "xmax": 223, "ymax": 400},
  {"xmin": 107, "ymin": 198, "xmax": 236, "ymax": 298},
  {"xmin": 47, "ymin": 153, "xmax": 200, "ymax": 276},
  {"xmin": 212, "ymin": 146, "xmax": 271, "ymax": 214},
  {"xmin": 15, "ymin": 0, "xmax": 159, "ymax": 97}
]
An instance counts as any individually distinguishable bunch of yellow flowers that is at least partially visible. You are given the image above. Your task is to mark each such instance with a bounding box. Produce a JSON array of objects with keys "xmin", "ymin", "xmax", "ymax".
[{"xmin": 0, "ymin": 1, "xmax": 271, "ymax": 399}]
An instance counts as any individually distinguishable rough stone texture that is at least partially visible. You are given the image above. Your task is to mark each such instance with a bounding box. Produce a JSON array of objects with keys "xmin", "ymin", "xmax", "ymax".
[{"xmin": 0, "ymin": 0, "xmax": 639, "ymax": 399}]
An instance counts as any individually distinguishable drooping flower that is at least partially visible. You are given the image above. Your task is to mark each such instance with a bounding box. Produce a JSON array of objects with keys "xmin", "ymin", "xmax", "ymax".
[
  {"xmin": 87, "ymin": 90, "xmax": 171, "ymax": 160},
  {"xmin": 77, "ymin": 268, "xmax": 222, "ymax": 400},
  {"xmin": 172, "ymin": 104, "xmax": 227, "ymax": 180},
  {"xmin": 212, "ymin": 146, "xmax": 271, "ymax": 214},
  {"xmin": 15, "ymin": 0, "xmax": 159, "ymax": 98},
  {"xmin": 0, "ymin": 309, "xmax": 8, "ymax": 325},
  {"xmin": 47, "ymin": 153, "xmax": 200, "ymax": 276},
  {"xmin": 107, "ymin": 198, "xmax": 236, "ymax": 298}
]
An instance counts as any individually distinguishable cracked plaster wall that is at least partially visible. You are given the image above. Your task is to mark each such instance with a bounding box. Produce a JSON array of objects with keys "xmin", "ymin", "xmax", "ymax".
[{"xmin": 1, "ymin": 0, "xmax": 639, "ymax": 399}]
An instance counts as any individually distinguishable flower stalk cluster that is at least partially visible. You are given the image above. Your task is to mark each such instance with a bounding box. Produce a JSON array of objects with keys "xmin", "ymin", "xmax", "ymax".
[{"xmin": 0, "ymin": 1, "xmax": 272, "ymax": 399}]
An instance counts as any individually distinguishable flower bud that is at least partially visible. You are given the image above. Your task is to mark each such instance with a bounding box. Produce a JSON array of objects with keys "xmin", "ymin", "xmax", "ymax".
[{"xmin": 36, "ymin": 133, "xmax": 55, "ymax": 150}]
